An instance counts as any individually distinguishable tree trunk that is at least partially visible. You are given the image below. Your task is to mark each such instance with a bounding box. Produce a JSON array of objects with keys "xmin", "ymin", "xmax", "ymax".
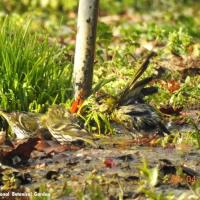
[{"xmin": 73, "ymin": 0, "xmax": 99, "ymax": 100}]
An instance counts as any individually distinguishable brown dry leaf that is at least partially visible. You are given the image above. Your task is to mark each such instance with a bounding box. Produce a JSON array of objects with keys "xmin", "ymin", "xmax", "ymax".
[
  {"xmin": 159, "ymin": 105, "xmax": 182, "ymax": 115},
  {"xmin": 0, "ymin": 138, "xmax": 39, "ymax": 166},
  {"xmin": 185, "ymin": 175, "xmax": 198, "ymax": 185},
  {"xmin": 158, "ymin": 79, "xmax": 181, "ymax": 93},
  {"xmin": 113, "ymin": 136, "xmax": 160, "ymax": 148},
  {"xmin": 114, "ymin": 140, "xmax": 136, "ymax": 149},
  {"xmin": 167, "ymin": 80, "xmax": 181, "ymax": 93}
]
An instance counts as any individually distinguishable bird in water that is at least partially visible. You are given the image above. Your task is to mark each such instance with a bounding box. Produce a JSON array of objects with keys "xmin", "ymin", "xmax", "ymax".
[
  {"xmin": 40, "ymin": 104, "xmax": 96, "ymax": 147},
  {"xmin": 0, "ymin": 106, "xmax": 96, "ymax": 147},
  {"xmin": 89, "ymin": 51, "xmax": 170, "ymax": 137},
  {"xmin": 111, "ymin": 103, "xmax": 169, "ymax": 136},
  {"xmin": 0, "ymin": 110, "xmax": 43, "ymax": 139}
]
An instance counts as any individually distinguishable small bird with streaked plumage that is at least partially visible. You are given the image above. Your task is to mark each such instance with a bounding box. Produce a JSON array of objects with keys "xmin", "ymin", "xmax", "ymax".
[
  {"xmin": 0, "ymin": 110, "xmax": 42, "ymax": 139},
  {"xmin": 40, "ymin": 105, "xmax": 96, "ymax": 147}
]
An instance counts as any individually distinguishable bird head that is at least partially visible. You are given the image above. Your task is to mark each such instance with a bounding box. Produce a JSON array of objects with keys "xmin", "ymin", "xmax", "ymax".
[
  {"xmin": 94, "ymin": 92, "xmax": 117, "ymax": 113},
  {"xmin": 40, "ymin": 104, "xmax": 76, "ymax": 127}
]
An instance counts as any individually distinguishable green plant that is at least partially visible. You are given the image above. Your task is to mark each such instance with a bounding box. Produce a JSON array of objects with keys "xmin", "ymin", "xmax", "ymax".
[
  {"xmin": 189, "ymin": 178, "xmax": 200, "ymax": 199},
  {"xmin": 76, "ymin": 182, "xmax": 105, "ymax": 200},
  {"xmin": 76, "ymin": 175, "xmax": 106, "ymax": 200},
  {"xmin": 79, "ymin": 95, "xmax": 114, "ymax": 135},
  {"xmin": 187, "ymin": 118, "xmax": 200, "ymax": 149},
  {"xmin": 137, "ymin": 159, "xmax": 177, "ymax": 200},
  {"xmin": 167, "ymin": 28, "xmax": 192, "ymax": 55},
  {"xmin": 169, "ymin": 76, "xmax": 200, "ymax": 108},
  {"xmin": 96, "ymin": 22, "xmax": 112, "ymax": 47},
  {"xmin": 138, "ymin": 158, "xmax": 159, "ymax": 188},
  {"xmin": 0, "ymin": 18, "xmax": 72, "ymax": 112},
  {"xmin": 1, "ymin": 169, "xmax": 19, "ymax": 190}
]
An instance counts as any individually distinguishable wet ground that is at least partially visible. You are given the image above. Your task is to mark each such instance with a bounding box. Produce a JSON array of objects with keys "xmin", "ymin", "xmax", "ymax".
[
  {"xmin": 1, "ymin": 133, "xmax": 200, "ymax": 200},
  {"xmin": 0, "ymin": 108, "xmax": 200, "ymax": 199}
]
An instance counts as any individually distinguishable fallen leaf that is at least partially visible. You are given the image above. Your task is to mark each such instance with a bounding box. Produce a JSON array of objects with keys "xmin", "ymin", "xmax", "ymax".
[
  {"xmin": 0, "ymin": 138, "xmax": 39, "ymax": 167},
  {"xmin": 167, "ymin": 80, "xmax": 181, "ymax": 93},
  {"xmin": 185, "ymin": 175, "xmax": 198, "ymax": 185},
  {"xmin": 104, "ymin": 158, "xmax": 116, "ymax": 168},
  {"xmin": 159, "ymin": 105, "xmax": 182, "ymax": 115}
]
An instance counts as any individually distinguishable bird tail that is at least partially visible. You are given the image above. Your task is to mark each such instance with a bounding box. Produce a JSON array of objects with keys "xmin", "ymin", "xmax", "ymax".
[{"xmin": 118, "ymin": 51, "xmax": 157, "ymax": 106}]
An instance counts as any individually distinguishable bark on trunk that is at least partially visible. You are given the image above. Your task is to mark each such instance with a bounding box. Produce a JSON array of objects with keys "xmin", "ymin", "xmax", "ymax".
[{"xmin": 73, "ymin": 0, "xmax": 99, "ymax": 100}]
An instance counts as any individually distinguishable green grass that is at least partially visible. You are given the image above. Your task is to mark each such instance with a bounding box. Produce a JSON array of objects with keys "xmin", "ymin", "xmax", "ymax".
[{"xmin": 0, "ymin": 18, "xmax": 72, "ymax": 112}]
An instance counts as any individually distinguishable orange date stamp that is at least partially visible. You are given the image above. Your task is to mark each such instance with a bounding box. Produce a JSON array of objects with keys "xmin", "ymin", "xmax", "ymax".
[
  {"xmin": 186, "ymin": 175, "xmax": 198, "ymax": 184},
  {"xmin": 169, "ymin": 175, "xmax": 198, "ymax": 185}
]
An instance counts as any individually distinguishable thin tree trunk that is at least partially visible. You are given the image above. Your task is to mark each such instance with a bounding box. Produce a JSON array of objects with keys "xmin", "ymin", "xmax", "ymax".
[{"xmin": 73, "ymin": 0, "xmax": 99, "ymax": 100}]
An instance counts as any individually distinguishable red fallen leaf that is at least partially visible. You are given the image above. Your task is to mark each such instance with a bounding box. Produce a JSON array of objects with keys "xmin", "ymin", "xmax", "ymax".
[
  {"xmin": 167, "ymin": 80, "xmax": 181, "ymax": 93},
  {"xmin": 159, "ymin": 105, "xmax": 183, "ymax": 115},
  {"xmin": 104, "ymin": 158, "xmax": 116, "ymax": 168},
  {"xmin": 0, "ymin": 138, "xmax": 39, "ymax": 166}
]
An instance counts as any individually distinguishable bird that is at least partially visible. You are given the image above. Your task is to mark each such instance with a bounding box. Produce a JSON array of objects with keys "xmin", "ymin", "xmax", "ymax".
[
  {"xmin": 92, "ymin": 51, "xmax": 170, "ymax": 136},
  {"xmin": 0, "ymin": 110, "xmax": 43, "ymax": 139},
  {"xmin": 111, "ymin": 104, "xmax": 170, "ymax": 136},
  {"xmin": 41, "ymin": 104, "xmax": 96, "ymax": 147}
]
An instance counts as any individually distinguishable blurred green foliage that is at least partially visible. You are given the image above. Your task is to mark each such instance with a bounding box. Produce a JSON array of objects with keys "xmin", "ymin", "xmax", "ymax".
[{"xmin": 0, "ymin": 0, "xmax": 197, "ymax": 14}]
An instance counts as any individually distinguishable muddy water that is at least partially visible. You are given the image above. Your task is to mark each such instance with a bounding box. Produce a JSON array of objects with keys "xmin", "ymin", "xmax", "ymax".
[{"xmin": 11, "ymin": 141, "xmax": 198, "ymax": 199}]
